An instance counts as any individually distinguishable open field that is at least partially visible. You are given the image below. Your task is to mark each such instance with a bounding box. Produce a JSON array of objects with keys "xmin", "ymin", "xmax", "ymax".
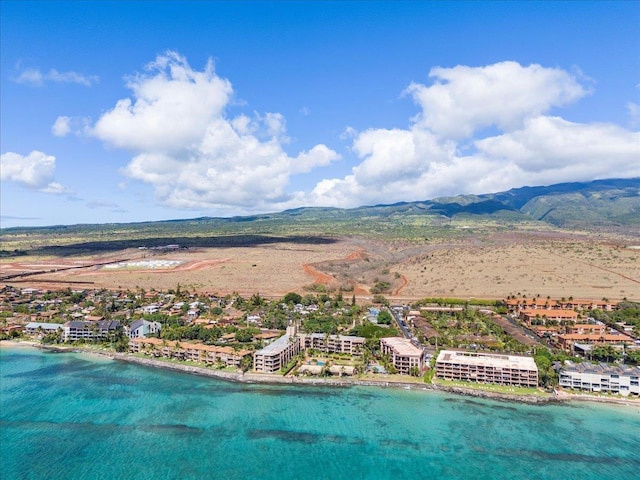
[{"xmin": 2, "ymin": 226, "xmax": 639, "ymax": 301}]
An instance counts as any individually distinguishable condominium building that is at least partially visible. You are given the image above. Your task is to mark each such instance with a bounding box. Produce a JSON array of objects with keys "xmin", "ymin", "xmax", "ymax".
[
  {"xmin": 62, "ymin": 320, "xmax": 121, "ymax": 342},
  {"xmin": 520, "ymin": 309, "xmax": 578, "ymax": 325},
  {"xmin": 129, "ymin": 337, "xmax": 251, "ymax": 368},
  {"xmin": 253, "ymin": 325, "xmax": 301, "ymax": 373},
  {"xmin": 379, "ymin": 337, "xmax": 425, "ymax": 375},
  {"xmin": 557, "ymin": 333, "xmax": 634, "ymax": 352},
  {"xmin": 128, "ymin": 319, "xmax": 161, "ymax": 339},
  {"xmin": 559, "ymin": 361, "xmax": 640, "ymax": 396},
  {"xmin": 300, "ymin": 333, "xmax": 365, "ymax": 356},
  {"xmin": 435, "ymin": 350, "xmax": 538, "ymax": 387},
  {"xmin": 25, "ymin": 322, "xmax": 63, "ymax": 336}
]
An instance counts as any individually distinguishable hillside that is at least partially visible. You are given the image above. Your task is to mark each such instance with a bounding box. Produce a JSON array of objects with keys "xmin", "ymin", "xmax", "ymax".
[{"xmin": 1, "ymin": 178, "xmax": 638, "ymax": 254}]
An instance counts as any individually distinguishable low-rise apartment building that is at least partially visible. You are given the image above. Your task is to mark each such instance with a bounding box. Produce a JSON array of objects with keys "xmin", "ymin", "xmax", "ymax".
[
  {"xmin": 558, "ymin": 361, "xmax": 640, "ymax": 396},
  {"xmin": 566, "ymin": 324, "xmax": 607, "ymax": 335},
  {"xmin": 520, "ymin": 309, "xmax": 578, "ymax": 325},
  {"xmin": 435, "ymin": 350, "xmax": 538, "ymax": 387},
  {"xmin": 129, "ymin": 337, "xmax": 251, "ymax": 368},
  {"xmin": 25, "ymin": 322, "xmax": 63, "ymax": 336},
  {"xmin": 379, "ymin": 337, "xmax": 425, "ymax": 375},
  {"xmin": 557, "ymin": 333, "xmax": 635, "ymax": 352}
]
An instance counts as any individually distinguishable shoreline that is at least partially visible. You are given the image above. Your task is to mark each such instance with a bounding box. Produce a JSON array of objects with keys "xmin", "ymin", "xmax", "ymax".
[{"xmin": 3, "ymin": 340, "xmax": 639, "ymax": 409}]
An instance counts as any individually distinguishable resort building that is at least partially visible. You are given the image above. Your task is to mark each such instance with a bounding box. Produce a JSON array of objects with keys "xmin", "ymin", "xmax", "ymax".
[
  {"xmin": 299, "ymin": 333, "xmax": 365, "ymax": 356},
  {"xmin": 25, "ymin": 322, "xmax": 63, "ymax": 337},
  {"xmin": 62, "ymin": 320, "xmax": 121, "ymax": 342},
  {"xmin": 127, "ymin": 319, "xmax": 161, "ymax": 339},
  {"xmin": 253, "ymin": 325, "xmax": 301, "ymax": 373},
  {"xmin": 435, "ymin": 350, "xmax": 539, "ymax": 387},
  {"xmin": 129, "ymin": 337, "xmax": 251, "ymax": 368},
  {"xmin": 379, "ymin": 337, "xmax": 425, "ymax": 375},
  {"xmin": 558, "ymin": 361, "xmax": 640, "ymax": 396}
]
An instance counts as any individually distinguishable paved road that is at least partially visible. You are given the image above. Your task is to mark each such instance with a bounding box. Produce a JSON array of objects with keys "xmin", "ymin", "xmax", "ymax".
[{"xmin": 390, "ymin": 307, "xmax": 412, "ymax": 339}]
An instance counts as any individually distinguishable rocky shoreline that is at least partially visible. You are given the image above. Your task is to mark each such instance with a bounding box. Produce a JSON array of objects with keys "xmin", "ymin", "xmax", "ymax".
[{"xmin": 3, "ymin": 341, "xmax": 639, "ymax": 408}]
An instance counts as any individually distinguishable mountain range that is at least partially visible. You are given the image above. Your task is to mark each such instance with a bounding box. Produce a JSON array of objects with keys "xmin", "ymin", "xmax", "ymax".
[{"xmin": 2, "ymin": 179, "xmax": 639, "ymax": 239}]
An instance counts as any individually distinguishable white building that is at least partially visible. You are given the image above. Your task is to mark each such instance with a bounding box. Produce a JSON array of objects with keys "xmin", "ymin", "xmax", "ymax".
[
  {"xmin": 558, "ymin": 361, "xmax": 640, "ymax": 397},
  {"xmin": 128, "ymin": 319, "xmax": 161, "ymax": 339},
  {"xmin": 435, "ymin": 350, "xmax": 538, "ymax": 387},
  {"xmin": 253, "ymin": 325, "xmax": 301, "ymax": 373}
]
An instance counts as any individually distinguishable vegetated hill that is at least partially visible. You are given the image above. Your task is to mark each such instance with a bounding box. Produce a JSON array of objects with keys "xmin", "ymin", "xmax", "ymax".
[
  {"xmin": 1, "ymin": 179, "xmax": 638, "ymax": 248},
  {"xmin": 503, "ymin": 179, "xmax": 639, "ymax": 227},
  {"xmin": 274, "ymin": 178, "xmax": 639, "ymax": 227}
]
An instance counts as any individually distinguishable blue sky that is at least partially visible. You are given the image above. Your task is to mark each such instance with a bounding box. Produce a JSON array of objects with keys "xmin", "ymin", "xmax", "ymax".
[{"xmin": 1, "ymin": 1, "xmax": 639, "ymax": 228}]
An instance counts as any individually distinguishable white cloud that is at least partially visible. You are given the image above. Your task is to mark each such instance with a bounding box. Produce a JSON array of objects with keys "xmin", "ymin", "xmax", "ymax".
[
  {"xmin": 15, "ymin": 68, "xmax": 98, "ymax": 87},
  {"xmin": 89, "ymin": 51, "xmax": 339, "ymax": 211},
  {"xmin": 0, "ymin": 151, "xmax": 71, "ymax": 194},
  {"xmin": 52, "ymin": 116, "xmax": 71, "ymax": 137},
  {"xmin": 405, "ymin": 61, "xmax": 589, "ymax": 139},
  {"xmin": 308, "ymin": 62, "xmax": 639, "ymax": 208}
]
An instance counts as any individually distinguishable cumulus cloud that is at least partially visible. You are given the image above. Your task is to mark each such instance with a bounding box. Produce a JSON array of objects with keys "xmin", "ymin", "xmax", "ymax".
[
  {"xmin": 405, "ymin": 61, "xmax": 589, "ymax": 139},
  {"xmin": 15, "ymin": 68, "xmax": 98, "ymax": 87},
  {"xmin": 52, "ymin": 116, "xmax": 71, "ymax": 137},
  {"xmin": 0, "ymin": 151, "xmax": 71, "ymax": 194},
  {"xmin": 89, "ymin": 51, "xmax": 339, "ymax": 211},
  {"xmin": 309, "ymin": 62, "xmax": 639, "ymax": 208}
]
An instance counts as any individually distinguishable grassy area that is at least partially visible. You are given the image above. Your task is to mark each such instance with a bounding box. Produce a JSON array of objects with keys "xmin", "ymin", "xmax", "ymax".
[
  {"xmin": 130, "ymin": 353, "xmax": 239, "ymax": 372},
  {"xmin": 433, "ymin": 378, "xmax": 550, "ymax": 396}
]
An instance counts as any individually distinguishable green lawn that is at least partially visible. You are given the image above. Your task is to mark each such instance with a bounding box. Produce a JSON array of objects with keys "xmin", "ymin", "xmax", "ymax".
[{"xmin": 433, "ymin": 378, "xmax": 550, "ymax": 396}]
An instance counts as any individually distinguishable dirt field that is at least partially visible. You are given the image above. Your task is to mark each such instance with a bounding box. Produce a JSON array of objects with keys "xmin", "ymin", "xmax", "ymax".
[{"xmin": 2, "ymin": 230, "xmax": 639, "ymax": 301}]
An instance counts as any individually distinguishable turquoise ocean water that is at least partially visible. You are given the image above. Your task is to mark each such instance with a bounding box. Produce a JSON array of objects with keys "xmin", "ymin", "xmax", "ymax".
[{"xmin": 1, "ymin": 346, "xmax": 639, "ymax": 480}]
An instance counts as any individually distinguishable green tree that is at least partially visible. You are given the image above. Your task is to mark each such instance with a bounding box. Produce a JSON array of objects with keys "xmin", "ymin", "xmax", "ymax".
[
  {"xmin": 591, "ymin": 345, "xmax": 622, "ymax": 363},
  {"xmin": 376, "ymin": 310, "xmax": 392, "ymax": 325},
  {"xmin": 283, "ymin": 292, "xmax": 302, "ymax": 305},
  {"xmin": 240, "ymin": 355, "xmax": 253, "ymax": 372},
  {"xmin": 235, "ymin": 329, "xmax": 255, "ymax": 343}
]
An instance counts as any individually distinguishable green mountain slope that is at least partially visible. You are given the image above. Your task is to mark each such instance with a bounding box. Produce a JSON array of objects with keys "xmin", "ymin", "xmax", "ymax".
[{"xmin": 1, "ymin": 179, "xmax": 638, "ymax": 250}]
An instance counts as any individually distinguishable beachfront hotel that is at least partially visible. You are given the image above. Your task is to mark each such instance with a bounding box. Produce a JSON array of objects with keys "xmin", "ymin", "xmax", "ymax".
[
  {"xmin": 558, "ymin": 361, "xmax": 640, "ymax": 396},
  {"xmin": 435, "ymin": 350, "xmax": 539, "ymax": 387},
  {"xmin": 379, "ymin": 337, "xmax": 425, "ymax": 375}
]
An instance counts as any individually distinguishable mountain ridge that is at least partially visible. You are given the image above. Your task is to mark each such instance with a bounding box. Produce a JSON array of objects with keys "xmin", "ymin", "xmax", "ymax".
[{"xmin": 2, "ymin": 178, "xmax": 638, "ymax": 233}]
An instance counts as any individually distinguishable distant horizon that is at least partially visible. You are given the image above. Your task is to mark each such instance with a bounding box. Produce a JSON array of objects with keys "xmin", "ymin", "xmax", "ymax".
[
  {"xmin": 1, "ymin": 176, "xmax": 637, "ymax": 230},
  {"xmin": 2, "ymin": 2, "xmax": 639, "ymax": 228}
]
